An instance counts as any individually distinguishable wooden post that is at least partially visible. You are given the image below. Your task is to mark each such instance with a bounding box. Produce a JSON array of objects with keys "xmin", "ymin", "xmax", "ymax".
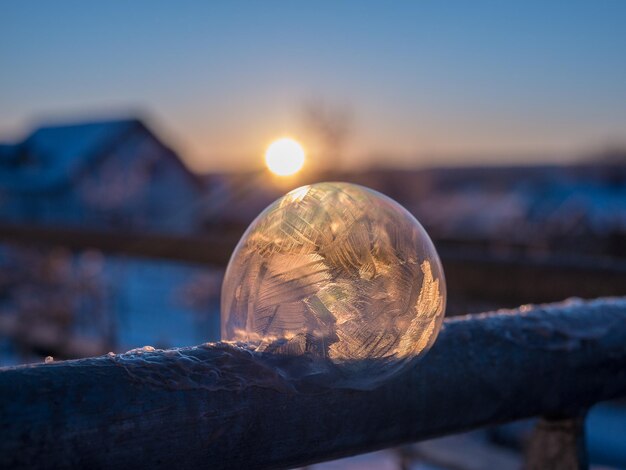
[{"xmin": 525, "ymin": 415, "xmax": 588, "ymax": 470}]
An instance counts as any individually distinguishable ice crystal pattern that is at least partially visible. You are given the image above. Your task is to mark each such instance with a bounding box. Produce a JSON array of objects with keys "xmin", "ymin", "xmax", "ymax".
[{"xmin": 221, "ymin": 182, "xmax": 446, "ymax": 380}]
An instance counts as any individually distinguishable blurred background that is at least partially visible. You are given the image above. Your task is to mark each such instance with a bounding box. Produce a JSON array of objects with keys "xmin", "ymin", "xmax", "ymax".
[{"xmin": 1, "ymin": 1, "xmax": 626, "ymax": 468}]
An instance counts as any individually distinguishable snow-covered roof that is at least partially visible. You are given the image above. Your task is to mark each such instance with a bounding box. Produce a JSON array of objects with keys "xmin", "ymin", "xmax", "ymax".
[{"xmin": 0, "ymin": 118, "xmax": 153, "ymax": 192}]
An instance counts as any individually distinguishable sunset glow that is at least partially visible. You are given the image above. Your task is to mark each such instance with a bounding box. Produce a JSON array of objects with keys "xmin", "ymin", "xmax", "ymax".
[{"xmin": 264, "ymin": 138, "xmax": 305, "ymax": 176}]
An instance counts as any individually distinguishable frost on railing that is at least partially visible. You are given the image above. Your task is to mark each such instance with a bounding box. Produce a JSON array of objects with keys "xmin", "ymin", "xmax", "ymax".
[{"xmin": 1, "ymin": 297, "xmax": 626, "ymax": 469}]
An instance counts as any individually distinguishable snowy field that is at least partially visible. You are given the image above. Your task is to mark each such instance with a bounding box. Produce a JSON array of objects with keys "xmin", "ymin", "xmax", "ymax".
[{"xmin": 0, "ymin": 249, "xmax": 222, "ymax": 366}]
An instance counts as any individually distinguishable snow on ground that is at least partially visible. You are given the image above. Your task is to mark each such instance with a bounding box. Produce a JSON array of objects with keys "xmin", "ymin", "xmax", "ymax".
[{"xmin": 105, "ymin": 257, "xmax": 221, "ymax": 350}]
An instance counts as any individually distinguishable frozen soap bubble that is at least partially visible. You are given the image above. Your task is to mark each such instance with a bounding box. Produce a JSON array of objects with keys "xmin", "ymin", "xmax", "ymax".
[{"xmin": 221, "ymin": 182, "xmax": 446, "ymax": 384}]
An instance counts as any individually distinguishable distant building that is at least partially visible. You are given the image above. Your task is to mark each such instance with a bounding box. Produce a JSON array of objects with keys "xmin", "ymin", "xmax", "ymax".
[{"xmin": 0, "ymin": 118, "xmax": 203, "ymax": 233}]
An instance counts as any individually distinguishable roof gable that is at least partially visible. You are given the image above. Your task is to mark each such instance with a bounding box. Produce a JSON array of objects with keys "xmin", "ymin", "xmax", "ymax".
[{"xmin": 0, "ymin": 119, "xmax": 140, "ymax": 192}]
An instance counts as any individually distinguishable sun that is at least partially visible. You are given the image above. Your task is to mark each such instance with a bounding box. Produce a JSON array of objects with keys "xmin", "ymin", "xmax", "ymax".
[{"xmin": 264, "ymin": 137, "xmax": 306, "ymax": 176}]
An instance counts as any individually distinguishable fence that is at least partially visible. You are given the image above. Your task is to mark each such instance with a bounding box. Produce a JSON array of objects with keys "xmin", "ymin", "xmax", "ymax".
[
  {"xmin": 1, "ymin": 223, "xmax": 626, "ymax": 468},
  {"xmin": 2, "ymin": 222, "xmax": 626, "ymax": 308},
  {"xmin": 1, "ymin": 298, "xmax": 625, "ymax": 468}
]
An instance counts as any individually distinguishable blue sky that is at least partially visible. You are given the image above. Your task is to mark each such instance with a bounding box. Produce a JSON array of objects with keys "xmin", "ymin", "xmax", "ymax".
[{"xmin": 1, "ymin": 1, "xmax": 625, "ymax": 171}]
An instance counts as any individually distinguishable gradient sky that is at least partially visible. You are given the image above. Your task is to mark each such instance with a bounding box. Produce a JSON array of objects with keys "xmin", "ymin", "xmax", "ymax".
[{"xmin": 1, "ymin": 1, "xmax": 626, "ymax": 172}]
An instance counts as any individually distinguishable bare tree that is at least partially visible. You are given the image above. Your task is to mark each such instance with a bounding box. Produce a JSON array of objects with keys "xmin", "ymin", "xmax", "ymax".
[{"xmin": 301, "ymin": 99, "xmax": 353, "ymax": 170}]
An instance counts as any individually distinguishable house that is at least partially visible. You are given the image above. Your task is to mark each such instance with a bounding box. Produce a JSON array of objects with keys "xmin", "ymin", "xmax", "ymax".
[{"xmin": 0, "ymin": 118, "xmax": 203, "ymax": 234}]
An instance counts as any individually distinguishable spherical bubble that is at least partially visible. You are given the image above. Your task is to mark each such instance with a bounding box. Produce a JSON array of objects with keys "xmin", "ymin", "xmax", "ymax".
[{"xmin": 221, "ymin": 182, "xmax": 446, "ymax": 383}]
